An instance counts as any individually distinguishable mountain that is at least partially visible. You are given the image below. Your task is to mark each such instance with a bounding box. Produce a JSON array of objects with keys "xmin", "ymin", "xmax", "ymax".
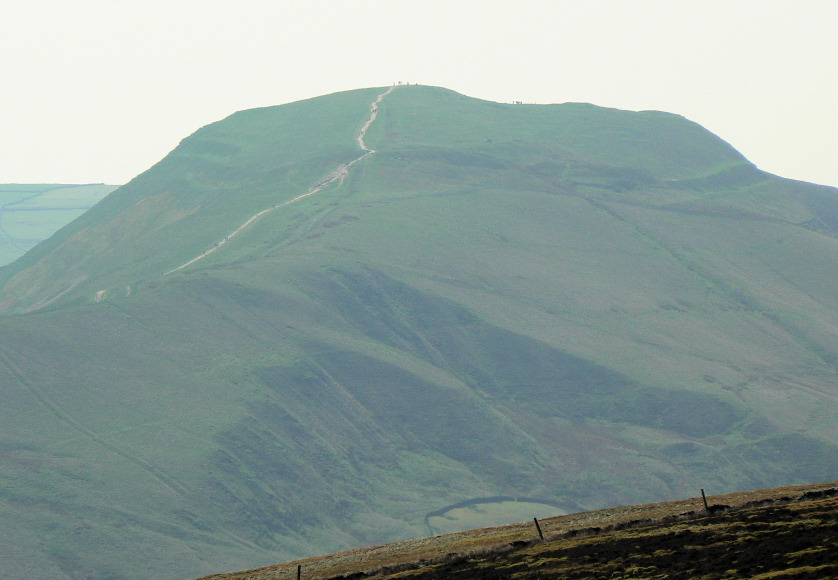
[
  {"xmin": 0, "ymin": 183, "xmax": 117, "ymax": 267},
  {"xmin": 1, "ymin": 85, "xmax": 838, "ymax": 579}
]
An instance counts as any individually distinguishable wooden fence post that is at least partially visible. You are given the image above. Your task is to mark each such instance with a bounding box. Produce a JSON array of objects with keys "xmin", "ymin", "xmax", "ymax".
[
  {"xmin": 533, "ymin": 517, "xmax": 544, "ymax": 540},
  {"xmin": 701, "ymin": 489, "xmax": 709, "ymax": 512}
]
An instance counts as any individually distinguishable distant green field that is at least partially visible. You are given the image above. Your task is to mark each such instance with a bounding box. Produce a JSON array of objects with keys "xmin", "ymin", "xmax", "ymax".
[
  {"xmin": 0, "ymin": 183, "xmax": 118, "ymax": 267},
  {"xmin": 427, "ymin": 499, "xmax": 567, "ymax": 535}
]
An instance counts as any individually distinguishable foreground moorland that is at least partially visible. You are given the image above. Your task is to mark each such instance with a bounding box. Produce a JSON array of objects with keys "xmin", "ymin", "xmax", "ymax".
[
  {"xmin": 200, "ymin": 481, "xmax": 838, "ymax": 579},
  {"xmin": 2, "ymin": 86, "xmax": 838, "ymax": 578}
]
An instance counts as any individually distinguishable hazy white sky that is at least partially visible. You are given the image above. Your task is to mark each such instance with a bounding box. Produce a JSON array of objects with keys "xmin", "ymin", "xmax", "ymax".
[{"xmin": 1, "ymin": 1, "xmax": 836, "ymax": 187}]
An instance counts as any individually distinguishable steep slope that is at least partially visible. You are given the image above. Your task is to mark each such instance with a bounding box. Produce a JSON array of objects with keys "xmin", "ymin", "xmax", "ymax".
[
  {"xmin": 0, "ymin": 88, "xmax": 385, "ymax": 312},
  {"xmin": 1, "ymin": 86, "xmax": 838, "ymax": 579},
  {"xmin": 0, "ymin": 183, "xmax": 117, "ymax": 266}
]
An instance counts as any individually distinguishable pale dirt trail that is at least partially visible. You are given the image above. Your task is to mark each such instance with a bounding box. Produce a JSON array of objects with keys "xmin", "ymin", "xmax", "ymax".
[{"xmin": 160, "ymin": 86, "xmax": 395, "ymax": 277}]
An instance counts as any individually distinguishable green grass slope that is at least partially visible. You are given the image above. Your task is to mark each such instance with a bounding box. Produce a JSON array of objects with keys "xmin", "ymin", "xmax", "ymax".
[
  {"xmin": 0, "ymin": 88, "xmax": 384, "ymax": 311},
  {"xmin": 1, "ymin": 86, "xmax": 837, "ymax": 579},
  {"xmin": 0, "ymin": 183, "xmax": 117, "ymax": 267}
]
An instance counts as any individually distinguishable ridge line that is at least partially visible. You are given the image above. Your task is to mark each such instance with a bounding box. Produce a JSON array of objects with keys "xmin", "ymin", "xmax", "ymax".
[{"xmin": 151, "ymin": 86, "xmax": 395, "ymax": 278}]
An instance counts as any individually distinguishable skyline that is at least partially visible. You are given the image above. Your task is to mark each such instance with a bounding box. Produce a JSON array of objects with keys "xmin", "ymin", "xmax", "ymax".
[{"xmin": 1, "ymin": 1, "xmax": 836, "ymax": 188}]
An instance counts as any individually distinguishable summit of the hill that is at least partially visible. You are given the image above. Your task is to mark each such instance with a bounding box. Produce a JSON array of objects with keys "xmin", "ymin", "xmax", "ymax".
[
  {"xmin": 1, "ymin": 86, "xmax": 838, "ymax": 579},
  {"xmin": 0, "ymin": 85, "xmax": 756, "ymax": 313}
]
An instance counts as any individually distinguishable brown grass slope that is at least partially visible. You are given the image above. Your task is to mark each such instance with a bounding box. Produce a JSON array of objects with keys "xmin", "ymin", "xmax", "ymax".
[{"xmin": 199, "ymin": 481, "xmax": 838, "ymax": 580}]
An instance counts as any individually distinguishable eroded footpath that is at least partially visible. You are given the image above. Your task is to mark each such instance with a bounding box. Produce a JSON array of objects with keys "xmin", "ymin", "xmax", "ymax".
[{"xmin": 161, "ymin": 86, "xmax": 395, "ymax": 277}]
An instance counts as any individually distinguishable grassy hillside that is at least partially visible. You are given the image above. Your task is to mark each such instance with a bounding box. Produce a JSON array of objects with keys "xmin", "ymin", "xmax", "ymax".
[
  {"xmin": 0, "ymin": 88, "xmax": 383, "ymax": 311},
  {"xmin": 198, "ymin": 481, "xmax": 838, "ymax": 579},
  {"xmin": 1, "ymin": 86, "xmax": 837, "ymax": 579},
  {"xmin": 0, "ymin": 183, "xmax": 116, "ymax": 266}
]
